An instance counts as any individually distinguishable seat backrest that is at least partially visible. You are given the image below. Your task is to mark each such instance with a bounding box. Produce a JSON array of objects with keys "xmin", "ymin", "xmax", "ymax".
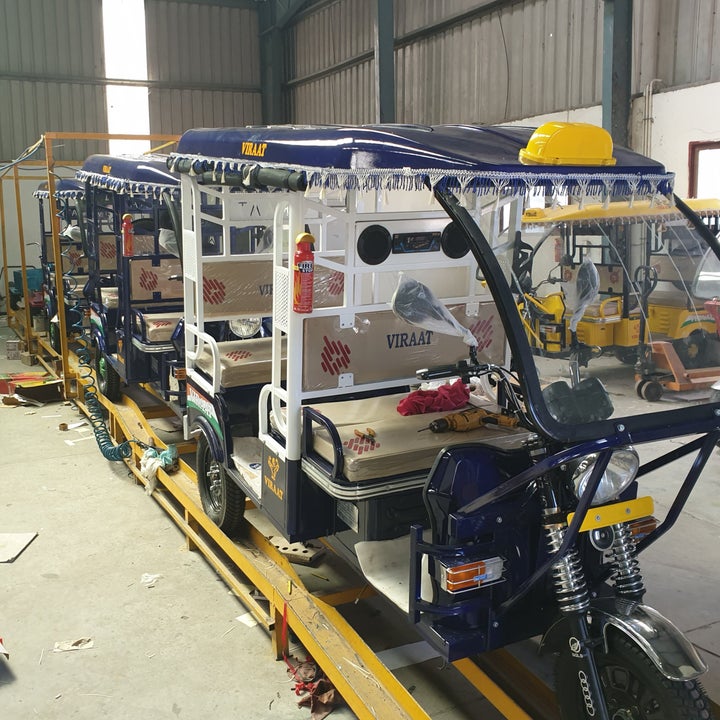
[
  {"xmin": 129, "ymin": 257, "xmax": 183, "ymax": 303},
  {"xmin": 301, "ymin": 302, "xmax": 505, "ymax": 392}
]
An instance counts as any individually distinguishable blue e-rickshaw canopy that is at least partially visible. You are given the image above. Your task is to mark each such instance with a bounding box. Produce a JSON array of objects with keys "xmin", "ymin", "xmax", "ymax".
[
  {"xmin": 33, "ymin": 178, "xmax": 85, "ymax": 200},
  {"xmin": 169, "ymin": 124, "xmax": 674, "ymax": 200},
  {"xmin": 77, "ymin": 154, "xmax": 179, "ymax": 199}
]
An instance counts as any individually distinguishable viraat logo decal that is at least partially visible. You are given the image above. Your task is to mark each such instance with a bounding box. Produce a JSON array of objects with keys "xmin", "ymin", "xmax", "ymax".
[
  {"xmin": 320, "ymin": 335, "xmax": 351, "ymax": 375},
  {"xmin": 226, "ymin": 349, "xmax": 252, "ymax": 362},
  {"xmin": 138, "ymin": 267, "xmax": 159, "ymax": 292},
  {"xmin": 100, "ymin": 241, "xmax": 116, "ymax": 259},
  {"xmin": 326, "ymin": 271, "xmax": 344, "ymax": 296},
  {"xmin": 203, "ymin": 277, "xmax": 226, "ymax": 304},
  {"xmin": 264, "ymin": 455, "xmax": 283, "ymax": 500},
  {"xmin": 386, "ymin": 330, "xmax": 433, "ymax": 349},
  {"xmin": 470, "ymin": 316, "xmax": 494, "ymax": 352},
  {"xmin": 186, "ymin": 384, "xmax": 222, "ymax": 440},
  {"xmin": 241, "ymin": 141, "xmax": 268, "ymax": 158},
  {"xmin": 343, "ymin": 435, "xmax": 380, "ymax": 455}
]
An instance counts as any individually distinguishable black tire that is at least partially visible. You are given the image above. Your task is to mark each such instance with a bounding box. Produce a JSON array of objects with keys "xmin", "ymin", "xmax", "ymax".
[
  {"xmin": 196, "ymin": 432, "xmax": 245, "ymax": 536},
  {"xmin": 681, "ymin": 330, "xmax": 709, "ymax": 370},
  {"xmin": 615, "ymin": 347, "xmax": 638, "ymax": 365},
  {"xmin": 635, "ymin": 379, "xmax": 648, "ymax": 398},
  {"xmin": 49, "ymin": 320, "xmax": 61, "ymax": 353},
  {"xmin": 94, "ymin": 350, "xmax": 121, "ymax": 402},
  {"xmin": 556, "ymin": 633, "xmax": 713, "ymax": 720},
  {"xmin": 641, "ymin": 380, "xmax": 663, "ymax": 402}
]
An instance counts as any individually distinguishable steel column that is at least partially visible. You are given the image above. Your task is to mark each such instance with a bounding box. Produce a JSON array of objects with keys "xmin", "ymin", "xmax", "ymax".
[
  {"xmin": 375, "ymin": 0, "xmax": 396, "ymax": 123},
  {"xmin": 602, "ymin": 0, "xmax": 633, "ymax": 146}
]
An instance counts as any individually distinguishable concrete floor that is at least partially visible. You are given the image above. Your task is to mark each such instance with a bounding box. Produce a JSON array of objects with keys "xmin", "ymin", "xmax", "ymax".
[{"xmin": 1, "ymin": 320, "xmax": 719, "ymax": 719}]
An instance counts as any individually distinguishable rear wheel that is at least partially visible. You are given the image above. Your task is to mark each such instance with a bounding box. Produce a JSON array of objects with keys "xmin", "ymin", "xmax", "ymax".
[
  {"xmin": 556, "ymin": 633, "xmax": 713, "ymax": 719},
  {"xmin": 94, "ymin": 350, "xmax": 121, "ymax": 401},
  {"xmin": 196, "ymin": 432, "xmax": 246, "ymax": 536},
  {"xmin": 615, "ymin": 347, "xmax": 638, "ymax": 365},
  {"xmin": 49, "ymin": 317, "xmax": 62, "ymax": 353}
]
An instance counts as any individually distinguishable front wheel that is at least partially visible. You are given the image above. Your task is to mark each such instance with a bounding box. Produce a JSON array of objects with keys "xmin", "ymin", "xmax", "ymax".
[
  {"xmin": 556, "ymin": 633, "xmax": 713, "ymax": 719},
  {"xmin": 196, "ymin": 432, "xmax": 246, "ymax": 537}
]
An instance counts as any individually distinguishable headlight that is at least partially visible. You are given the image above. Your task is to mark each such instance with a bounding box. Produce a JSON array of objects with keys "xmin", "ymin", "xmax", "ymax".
[
  {"xmin": 229, "ymin": 318, "xmax": 262, "ymax": 339},
  {"xmin": 572, "ymin": 447, "xmax": 639, "ymax": 506}
]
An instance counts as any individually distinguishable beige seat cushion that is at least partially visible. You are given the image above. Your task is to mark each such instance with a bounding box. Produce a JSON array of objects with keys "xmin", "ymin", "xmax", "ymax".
[
  {"xmin": 195, "ymin": 337, "xmax": 286, "ymax": 387},
  {"xmin": 138, "ymin": 312, "xmax": 184, "ymax": 343},
  {"xmin": 308, "ymin": 393, "xmax": 528, "ymax": 483}
]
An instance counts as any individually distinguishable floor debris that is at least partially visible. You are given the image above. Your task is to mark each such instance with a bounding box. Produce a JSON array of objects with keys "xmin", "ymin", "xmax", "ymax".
[{"xmin": 53, "ymin": 637, "xmax": 94, "ymax": 653}]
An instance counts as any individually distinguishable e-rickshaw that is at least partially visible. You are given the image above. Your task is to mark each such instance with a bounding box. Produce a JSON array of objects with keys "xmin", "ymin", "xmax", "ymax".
[
  {"xmin": 33, "ymin": 178, "xmax": 87, "ymax": 351},
  {"xmin": 77, "ymin": 155, "xmax": 185, "ymax": 403},
  {"xmin": 169, "ymin": 121, "xmax": 718, "ymax": 719},
  {"xmin": 519, "ymin": 198, "xmax": 720, "ymax": 399}
]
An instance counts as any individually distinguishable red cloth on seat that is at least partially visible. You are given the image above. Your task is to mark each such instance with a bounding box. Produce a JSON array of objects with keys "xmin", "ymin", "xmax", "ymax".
[{"xmin": 396, "ymin": 378, "xmax": 470, "ymax": 415}]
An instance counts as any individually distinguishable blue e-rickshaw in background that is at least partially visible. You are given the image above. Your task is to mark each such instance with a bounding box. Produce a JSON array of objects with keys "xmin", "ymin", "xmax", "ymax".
[
  {"xmin": 77, "ymin": 154, "xmax": 185, "ymax": 404},
  {"xmin": 33, "ymin": 178, "xmax": 87, "ymax": 351}
]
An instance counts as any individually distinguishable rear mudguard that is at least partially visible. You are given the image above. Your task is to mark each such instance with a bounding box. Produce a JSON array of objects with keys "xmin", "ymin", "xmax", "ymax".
[{"xmin": 540, "ymin": 597, "xmax": 707, "ymax": 681}]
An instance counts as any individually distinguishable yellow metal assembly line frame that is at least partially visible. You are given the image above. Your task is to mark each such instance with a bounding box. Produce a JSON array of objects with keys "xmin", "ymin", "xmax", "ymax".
[{"xmin": 85, "ymin": 376, "xmax": 547, "ymax": 720}]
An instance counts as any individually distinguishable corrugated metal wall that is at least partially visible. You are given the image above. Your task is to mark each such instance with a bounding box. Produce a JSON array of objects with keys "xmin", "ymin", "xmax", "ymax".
[
  {"xmin": 2, "ymin": 0, "xmax": 719, "ymax": 159},
  {"xmin": 634, "ymin": 0, "xmax": 720, "ymax": 90},
  {"xmin": 0, "ymin": 0, "xmax": 262, "ymax": 163},
  {"xmin": 145, "ymin": 0, "xmax": 262, "ymax": 134},
  {"xmin": 0, "ymin": 0, "xmax": 108, "ymax": 161},
  {"xmin": 284, "ymin": 0, "xmax": 720, "ymax": 126}
]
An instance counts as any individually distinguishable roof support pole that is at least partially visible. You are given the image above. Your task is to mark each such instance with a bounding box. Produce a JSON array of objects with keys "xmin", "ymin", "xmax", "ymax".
[
  {"xmin": 602, "ymin": 0, "xmax": 633, "ymax": 146},
  {"xmin": 374, "ymin": 0, "xmax": 396, "ymax": 123}
]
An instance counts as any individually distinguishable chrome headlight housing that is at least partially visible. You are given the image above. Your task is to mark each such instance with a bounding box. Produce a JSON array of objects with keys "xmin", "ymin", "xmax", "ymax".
[
  {"xmin": 229, "ymin": 317, "xmax": 262, "ymax": 339},
  {"xmin": 572, "ymin": 447, "xmax": 639, "ymax": 506}
]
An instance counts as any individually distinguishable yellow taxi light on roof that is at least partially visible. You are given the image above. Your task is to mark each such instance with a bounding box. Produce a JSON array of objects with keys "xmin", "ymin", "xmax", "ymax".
[{"xmin": 519, "ymin": 122, "xmax": 616, "ymax": 167}]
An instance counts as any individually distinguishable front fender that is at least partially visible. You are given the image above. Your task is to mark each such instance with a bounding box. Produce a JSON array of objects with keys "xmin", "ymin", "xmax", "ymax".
[{"xmin": 540, "ymin": 598, "xmax": 707, "ymax": 681}]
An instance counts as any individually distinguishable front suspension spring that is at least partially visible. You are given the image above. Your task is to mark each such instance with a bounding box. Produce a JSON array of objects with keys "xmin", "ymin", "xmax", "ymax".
[
  {"xmin": 610, "ymin": 522, "xmax": 645, "ymax": 600},
  {"xmin": 546, "ymin": 522, "xmax": 590, "ymax": 614}
]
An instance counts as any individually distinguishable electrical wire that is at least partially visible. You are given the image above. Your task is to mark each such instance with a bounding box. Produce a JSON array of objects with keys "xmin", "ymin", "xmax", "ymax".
[{"xmin": 0, "ymin": 136, "xmax": 45, "ymax": 175}]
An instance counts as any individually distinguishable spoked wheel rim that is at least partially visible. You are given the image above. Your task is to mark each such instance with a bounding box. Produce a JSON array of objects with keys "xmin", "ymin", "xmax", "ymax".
[
  {"xmin": 196, "ymin": 432, "xmax": 246, "ymax": 536},
  {"xmin": 205, "ymin": 454, "xmax": 224, "ymax": 513}
]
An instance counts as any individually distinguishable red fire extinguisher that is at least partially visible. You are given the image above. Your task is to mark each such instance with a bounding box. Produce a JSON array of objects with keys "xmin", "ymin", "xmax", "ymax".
[
  {"xmin": 122, "ymin": 213, "xmax": 134, "ymax": 257},
  {"xmin": 293, "ymin": 232, "xmax": 315, "ymax": 313}
]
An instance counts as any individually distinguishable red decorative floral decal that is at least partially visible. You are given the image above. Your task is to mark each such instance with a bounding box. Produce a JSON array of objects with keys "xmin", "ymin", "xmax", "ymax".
[
  {"xmin": 138, "ymin": 268, "xmax": 159, "ymax": 292},
  {"xmin": 320, "ymin": 335, "xmax": 351, "ymax": 376},
  {"xmin": 100, "ymin": 242, "xmax": 115, "ymax": 259},
  {"xmin": 343, "ymin": 437, "xmax": 380, "ymax": 455},
  {"xmin": 203, "ymin": 277, "xmax": 226, "ymax": 304},
  {"xmin": 327, "ymin": 271, "xmax": 344, "ymax": 296},
  {"xmin": 469, "ymin": 316, "xmax": 494, "ymax": 352},
  {"xmin": 226, "ymin": 349, "xmax": 252, "ymax": 362}
]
